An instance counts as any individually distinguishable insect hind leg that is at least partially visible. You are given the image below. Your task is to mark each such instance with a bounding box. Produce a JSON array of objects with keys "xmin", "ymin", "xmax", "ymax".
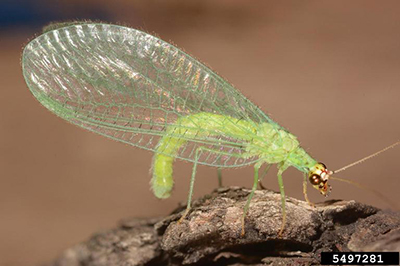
[
  {"xmin": 178, "ymin": 148, "xmax": 200, "ymax": 224},
  {"xmin": 241, "ymin": 161, "xmax": 263, "ymax": 236},
  {"xmin": 178, "ymin": 146, "xmax": 246, "ymax": 223}
]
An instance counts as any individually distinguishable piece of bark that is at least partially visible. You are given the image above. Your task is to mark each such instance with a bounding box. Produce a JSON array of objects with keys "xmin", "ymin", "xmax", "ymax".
[{"xmin": 49, "ymin": 187, "xmax": 400, "ymax": 266}]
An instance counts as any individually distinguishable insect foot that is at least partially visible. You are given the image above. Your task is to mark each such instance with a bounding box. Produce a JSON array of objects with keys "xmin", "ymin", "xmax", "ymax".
[{"xmin": 178, "ymin": 208, "xmax": 190, "ymax": 224}]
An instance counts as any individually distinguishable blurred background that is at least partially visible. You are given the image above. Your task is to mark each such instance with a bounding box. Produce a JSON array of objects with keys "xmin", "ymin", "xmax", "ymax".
[{"xmin": 1, "ymin": 0, "xmax": 400, "ymax": 265}]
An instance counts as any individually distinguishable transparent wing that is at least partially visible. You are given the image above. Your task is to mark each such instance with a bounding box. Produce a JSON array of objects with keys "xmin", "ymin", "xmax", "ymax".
[{"xmin": 22, "ymin": 23, "xmax": 281, "ymax": 167}]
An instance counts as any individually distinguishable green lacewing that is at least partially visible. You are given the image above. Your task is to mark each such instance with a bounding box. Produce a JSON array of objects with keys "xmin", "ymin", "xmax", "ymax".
[{"xmin": 22, "ymin": 22, "xmax": 399, "ymax": 236}]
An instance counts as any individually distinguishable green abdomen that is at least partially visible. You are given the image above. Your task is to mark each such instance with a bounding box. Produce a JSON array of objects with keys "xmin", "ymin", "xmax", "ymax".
[{"xmin": 151, "ymin": 112, "xmax": 255, "ymax": 198}]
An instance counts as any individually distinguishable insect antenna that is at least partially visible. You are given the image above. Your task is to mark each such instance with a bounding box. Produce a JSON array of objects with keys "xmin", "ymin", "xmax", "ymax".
[
  {"xmin": 332, "ymin": 141, "xmax": 400, "ymax": 174},
  {"xmin": 329, "ymin": 175, "xmax": 399, "ymax": 209},
  {"xmin": 329, "ymin": 141, "xmax": 400, "ymax": 209}
]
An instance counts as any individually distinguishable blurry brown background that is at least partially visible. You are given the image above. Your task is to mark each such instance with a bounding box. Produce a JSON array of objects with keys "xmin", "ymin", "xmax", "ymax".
[{"xmin": 1, "ymin": 1, "xmax": 400, "ymax": 265}]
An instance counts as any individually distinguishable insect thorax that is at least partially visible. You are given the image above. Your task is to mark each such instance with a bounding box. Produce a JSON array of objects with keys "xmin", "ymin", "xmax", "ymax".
[{"xmin": 246, "ymin": 123, "xmax": 317, "ymax": 171}]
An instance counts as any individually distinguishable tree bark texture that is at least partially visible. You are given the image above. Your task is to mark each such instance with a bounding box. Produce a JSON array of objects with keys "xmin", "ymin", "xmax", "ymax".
[{"xmin": 49, "ymin": 187, "xmax": 400, "ymax": 266}]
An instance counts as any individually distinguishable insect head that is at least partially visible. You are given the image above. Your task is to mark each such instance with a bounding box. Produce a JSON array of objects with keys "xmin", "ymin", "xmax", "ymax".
[{"xmin": 308, "ymin": 162, "xmax": 332, "ymax": 197}]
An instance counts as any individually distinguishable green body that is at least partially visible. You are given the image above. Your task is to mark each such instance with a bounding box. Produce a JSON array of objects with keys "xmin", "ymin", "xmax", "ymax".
[{"xmin": 152, "ymin": 112, "xmax": 317, "ymax": 198}]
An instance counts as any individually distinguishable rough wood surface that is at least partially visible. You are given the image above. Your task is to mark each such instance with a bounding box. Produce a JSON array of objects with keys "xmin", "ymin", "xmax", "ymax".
[{"xmin": 49, "ymin": 187, "xmax": 400, "ymax": 266}]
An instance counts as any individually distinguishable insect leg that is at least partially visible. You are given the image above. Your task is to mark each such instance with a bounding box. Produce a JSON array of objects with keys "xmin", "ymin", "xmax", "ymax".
[
  {"xmin": 178, "ymin": 147, "xmax": 201, "ymax": 224},
  {"xmin": 303, "ymin": 173, "xmax": 314, "ymax": 207},
  {"xmin": 178, "ymin": 146, "xmax": 247, "ymax": 224},
  {"xmin": 258, "ymin": 164, "xmax": 272, "ymax": 190},
  {"xmin": 217, "ymin": 167, "xmax": 223, "ymax": 187},
  {"xmin": 241, "ymin": 161, "xmax": 263, "ymax": 236},
  {"xmin": 277, "ymin": 164, "xmax": 288, "ymax": 236},
  {"xmin": 217, "ymin": 156, "xmax": 223, "ymax": 187}
]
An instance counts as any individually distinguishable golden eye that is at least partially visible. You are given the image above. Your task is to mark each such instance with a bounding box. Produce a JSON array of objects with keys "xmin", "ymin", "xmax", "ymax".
[{"xmin": 309, "ymin": 174, "xmax": 321, "ymax": 185}]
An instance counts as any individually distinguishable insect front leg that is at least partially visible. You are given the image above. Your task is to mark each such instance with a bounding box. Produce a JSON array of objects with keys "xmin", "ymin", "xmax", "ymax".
[
  {"xmin": 241, "ymin": 161, "xmax": 263, "ymax": 236},
  {"xmin": 303, "ymin": 173, "xmax": 315, "ymax": 207}
]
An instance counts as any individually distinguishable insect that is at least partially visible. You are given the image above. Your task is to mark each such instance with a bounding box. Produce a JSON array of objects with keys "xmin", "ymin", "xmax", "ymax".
[{"xmin": 22, "ymin": 22, "xmax": 399, "ymax": 236}]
